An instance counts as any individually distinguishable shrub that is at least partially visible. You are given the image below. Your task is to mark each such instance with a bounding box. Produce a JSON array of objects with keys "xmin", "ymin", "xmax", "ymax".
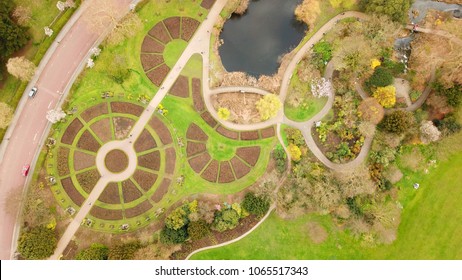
[
  {"xmin": 165, "ymin": 205, "xmax": 189, "ymax": 230},
  {"xmin": 437, "ymin": 113, "xmax": 461, "ymax": 136},
  {"xmin": 255, "ymin": 94, "xmax": 282, "ymax": 121},
  {"xmin": 17, "ymin": 226, "xmax": 57, "ymax": 260},
  {"xmin": 373, "ymin": 85, "xmax": 396, "ymax": 108},
  {"xmin": 288, "ymin": 143, "xmax": 302, "ymax": 162},
  {"xmin": 217, "ymin": 107, "xmax": 230, "ymax": 120},
  {"xmin": 187, "ymin": 220, "xmax": 210, "ymax": 241},
  {"xmin": 76, "ymin": 243, "xmax": 109, "ymax": 260},
  {"xmin": 272, "ymin": 144, "xmax": 287, "ymax": 173},
  {"xmin": 380, "ymin": 110, "xmax": 413, "ymax": 134},
  {"xmin": 360, "ymin": 0, "xmax": 412, "ymax": 22},
  {"xmin": 160, "ymin": 226, "xmax": 188, "ymax": 244},
  {"xmin": 213, "ymin": 209, "xmax": 240, "ymax": 232},
  {"xmin": 108, "ymin": 241, "xmax": 141, "ymax": 260},
  {"xmin": 367, "ymin": 67, "xmax": 394, "ymax": 88},
  {"xmin": 241, "ymin": 192, "xmax": 270, "ymax": 217},
  {"xmin": 434, "ymin": 83, "xmax": 462, "ymax": 107}
]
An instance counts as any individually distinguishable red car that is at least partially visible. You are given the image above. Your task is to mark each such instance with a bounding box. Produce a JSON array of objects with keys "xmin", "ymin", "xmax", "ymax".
[{"xmin": 22, "ymin": 164, "xmax": 30, "ymax": 176}]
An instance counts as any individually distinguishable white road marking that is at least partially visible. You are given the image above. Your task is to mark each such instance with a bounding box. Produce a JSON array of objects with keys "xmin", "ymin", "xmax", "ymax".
[
  {"xmin": 48, "ymin": 101, "xmax": 53, "ymax": 109},
  {"xmin": 33, "ymin": 133, "xmax": 38, "ymax": 141}
]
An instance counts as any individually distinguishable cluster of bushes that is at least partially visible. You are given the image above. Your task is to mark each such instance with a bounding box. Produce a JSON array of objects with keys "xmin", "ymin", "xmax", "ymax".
[
  {"xmin": 272, "ymin": 144, "xmax": 287, "ymax": 173},
  {"xmin": 17, "ymin": 226, "xmax": 57, "ymax": 260}
]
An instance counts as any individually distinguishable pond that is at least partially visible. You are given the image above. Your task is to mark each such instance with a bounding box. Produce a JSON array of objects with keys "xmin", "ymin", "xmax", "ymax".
[{"xmin": 219, "ymin": 0, "xmax": 306, "ymax": 77}]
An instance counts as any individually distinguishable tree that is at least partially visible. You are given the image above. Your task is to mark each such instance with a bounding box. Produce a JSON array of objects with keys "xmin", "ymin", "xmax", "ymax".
[
  {"xmin": 420, "ymin": 121, "xmax": 441, "ymax": 143},
  {"xmin": 241, "ymin": 192, "xmax": 270, "ymax": 217},
  {"xmin": 12, "ymin": 6, "xmax": 31, "ymax": 26},
  {"xmin": 165, "ymin": 206, "xmax": 189, "ymax": 230},
  {"xmin": 213, "ymin": 209, "xmax": 240, "ymax": 232},
  {"xmin": 159, "ymin": 226, "xmax": 188, "ymax": 244},
  {"xmin": 6, "ymin": 56, "xmax": 36, "ymax": 81},
  {"xmin": 187, "ymin": 220, "xmax": 210, "ymax": 241},
  {"xmin": 359, "ymin": 0, "xmax": 412, "ymax": 22},
  {"xmin": 17, "ymin": 226, "xmax": 57, "ymax": 259},
  {"xmin": 358, "ymin": 97, "xmax": 385, "ymax": 124},
  {"xmin": 76, "ymin": 243, "xmax": 109, "ymax": 260},
  {"xmin": 108, "ymin": 241, "xmax": 141, "ymax": 260},
  {"xmin": 434, "ymin": 83, "xmax": 462, "ymax": 107},
  {"xmin": 373, "ymin": 85, "xmax": 396, "ymax": 108},
  {"xmin": 106, "ymin": 12, "xmax": 143, "ymax": 45},
  {"xmin": 329, "ymin": 0, "xmax": 356, "ymax": 8},
  {"xmin": 366, "ymin": 67, "xmax": 394, "ymax": 88},
  {"xmin": 272, "ymin": 144, "xmax": 287, "ymax": 173},
  {"xmin": 255, "ymin": 94, "xmax": 282, "ymax": 121},
  {"xmin": 217, "ymin": 107, "xmax": 230, "ymax": 120},
  {"xmin": 46, "ymin": 108, "xmax": 66, "ymax": 124},
  {"xmin": 295, "ymin": 0, "xmax": 321, "ymax": 29},
  {"xmin": 0, "ymin": 102, "xmax": 14, "ymax": 129},
  {"xmin": 312, "ymin": 41, "xmax": 333, "ymax": 69},
  {"xmin": 380, "ymin": 110, "xmax": 414, "ymax": 134},
  {"xmin": 0, "ymin": 1, "xmax": 29, "ymax": 59},
  {"xmin": 288, "ymin": 143, "xmax": 302, "ymax": 162},
  {"xmin": 310, "ymin": 78, "xmax": 332, "ymax": 98},
  {"xmin": 83, "ymin": 0, "xmax": 126, "ymax": 33}
]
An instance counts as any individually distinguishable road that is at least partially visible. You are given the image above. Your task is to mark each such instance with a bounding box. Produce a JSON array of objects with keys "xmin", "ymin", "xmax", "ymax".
[{"xmin": 0, "ymin": 0, "xmax": 133, "ymax": 260}]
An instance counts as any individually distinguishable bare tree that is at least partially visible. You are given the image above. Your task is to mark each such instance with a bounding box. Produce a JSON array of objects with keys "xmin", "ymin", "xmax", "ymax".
[
  {"xmin": 46, "ymin": 108, "xmax": 67, "ymax": 124},
  {"xmin": 0, "ymin": 102, "xmax": 14, "ymax": 129},
  {"xmin": 83, "ymin": 0, "xmax": 126, "ymax": 34},
  {"xmin": 12, "ymin": 6, "xmax": 32, "ymax": 26},
  {"xmin": 106, "ymin": 13, "xmax": 143, "ymax": 46},
  {"xmin": 6, "ymin": 57, "xmax": 36, "ymax": 81}
]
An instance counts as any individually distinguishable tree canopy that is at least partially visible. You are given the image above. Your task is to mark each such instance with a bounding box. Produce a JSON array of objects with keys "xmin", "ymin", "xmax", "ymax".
[
  {"xmin": 360, "ymin": 0, "xmax": 412, "ymax": 22},
  {"xmin": 0, "ymin": 0, "xmax": 29, "ymax": 59},
  {"xmin": 17, "ymin": 226, "xmax": 57, "ymax": 260},
  {"xmin": 76, "ymin": 243, "xmax": 109, "ymax": 260},
  {"xmin": 380, "ymin": 110, "xmax": 414, "ymax": 134}
]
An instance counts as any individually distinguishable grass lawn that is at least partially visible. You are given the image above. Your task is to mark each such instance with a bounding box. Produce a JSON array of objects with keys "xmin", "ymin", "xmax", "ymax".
[{"xmin": 192, "ymin": 146, "xmax": 462, "ymax": 259}]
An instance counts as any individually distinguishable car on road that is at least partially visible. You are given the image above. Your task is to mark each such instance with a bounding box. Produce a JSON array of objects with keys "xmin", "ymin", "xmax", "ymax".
[
  {"xmin": 28, "ymin": 86, "xmax": 38, "ymax": 98},
  {"xmin": 21, "ymin": 164, "xmax": 30, "ymax": 176}
]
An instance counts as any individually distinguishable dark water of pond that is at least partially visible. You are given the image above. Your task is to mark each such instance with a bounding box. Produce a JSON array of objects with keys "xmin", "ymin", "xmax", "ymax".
[{"xmin": 219, "ymin": 0, "xmax": 306, "ymax": 77}]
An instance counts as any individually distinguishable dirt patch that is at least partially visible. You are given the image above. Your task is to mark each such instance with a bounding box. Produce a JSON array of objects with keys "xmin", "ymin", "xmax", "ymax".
[
  {"xmin": 260, "ymin": 126, "xmax": 275, "ymax": 139},
  {"xmin": 141, "ymin": 36, "xmax": 165, "ymax": 53},
  {"xmin": 200, "ymin": 0, "xmax": 216, "ymax": 9},
  {"xmin": 186, "ymin": 141, "xmax": 206, "ymax": 157},
  {"xmin": 111, "ymin": 102, "xmax": 144, "ymax": 116},
  {"xmin": 90, "ymin": 206, "xmax": 123, "ymax": 220},
  {"xmin": 163, "ymin": 17, "xmax": 181, "ymax": 39},
  {"xmin": 57, "ymin": 147, "xmax": 70, "ymax": 176},
  {"xmin": 181, "ymin": 17, "xmax": 199, "ymax": 42},
  {"xmin": 201, "ymin": 111, "xmax": 217, "ymax": 128},
  {"xmin": 76, "ymin": 169, "xmax": 100, "ymax": 194},
  {"xmin": 98, "ymin": 182, "xmax": 121, "ymax": 204},
  {"xmin": 140, "ymin": 54, "xmax": 164, "ymax": 71},
  {"xmin": 240, "ymin": 130, "xmax": 260, "ymax": 141},
  {"xmin": 61, "ymin": 118, "xmax": 84, "ymax": 145},
  {"xmin": 236, "ymin": 146, "xmax": 260, "ymax": 166},
  {"xmin": 216, "ymin": 126, "xmax": 239, "ymax": 140},
  {"xmin": 132, "ymin": 170, "xmax": 158, "ymax": 191},
  {"xmin": 218, "ymin": 161, "xmax": 235, "ymax": 183},
  {"xmin": 138, "ymin": 151, "xmax": 161, "ymax": 171},
  {"xmin": 230, "ymin": 156, "xmax": 251, "ymax": 179},
  {"xmin": 125, "ymin": 200, "xmax": 153, "ymax": 218},
  {"xmin": 165, "ymin": 147, "xmax": 176, "ymax": 175},
  {"xmin": 74, "ymin": 151, "xmax": 95, "ymax": 171},
  {"xmin": 211, "ymin": 92, "xmax": 262, "ymax": 124},
  {"xmin": 307, "ymin": 221, "xmax": 328, "ymax": 244},
  {"xmin": 113, "ymin": 117, "xmax": 134, "ymax": 140},
  {"xmin": 201, "ymin": 159, "xmax": 219, "ymax": 182},
  {"xmin": 105, "ymin": 149, "xmax": 128, "ymax": 173},
  {"xmin": 151, "ymin": 178, "xmax": 171, "ymax": 203},
  {"xmin": 169, "ymin": 75, "xmax": 189, "ymax": 98},
  {"xmin": 77, "ymin": 130, "xmax": 101, "ymax": 153},
  {"xmin": 148, "ymin": 22, "xmax": 171, "ymax": 44},
  {"xmin": 61, "ymin": 177, "xmax": 85, "ymax": 206},
  {"xmin": 192, "ymin": 78, "xmax": 205, "ymax": 112},
  {"xmin": 81, "ymin": 103, "xmax": 108, "ymax": 123},
  {"xmin": 90, "ymin": 118, "xmax": 112, "ymax": 143},
  {"xmin": 186, "ymin": 124, "xmax": 208, "ymax": 141},
  {"xmin": 146, "ymin": 63, "xmax": 170, "ymax": 87},
  {"xmin": 149, "ymin": 116, "xmax": 172, "ymax": 145},
  {"xmin": 134, "ymin": 129, "xmax": 157, "ymax": 153},
  {"xmin": 121, "ymin": 179, "xmax": 143, "ymax": 203},
  {"xmin": 188, "ymin": 152, "xmax": 211, "ymax": 173}
]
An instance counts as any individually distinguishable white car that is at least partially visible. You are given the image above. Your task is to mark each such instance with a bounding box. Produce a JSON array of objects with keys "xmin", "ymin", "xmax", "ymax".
[{"xmin": 28, "ymin": 86, "xmax": 38, "ymax": 98}]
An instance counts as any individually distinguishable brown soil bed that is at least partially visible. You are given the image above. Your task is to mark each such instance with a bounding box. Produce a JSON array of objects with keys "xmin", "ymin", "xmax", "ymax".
[
  {"xmin": 169, "ymin": 75, "xmax": 189, "ymax": 98},
  {"xmin": 192, "ymin": 78, "xmax": 205, "ymax": 112},
  {"xmin": 132, "ymin": 170, "xmax": 158, "ymax": 191},
  {"xmin": 105, "ymin": 149, "xmax": 128, "ymax": 173},
  {"xmin": 260, "ymin": 126, "xmax": 275, "ymax": 138},
  {"xmin": 181, "ymin": 17, "xmax": 199, "ymax": 42},
  {"xmin": 138, "ymin": 151, "xmax": 161, "ymax": 171},
  {"xmin": 57, "ymin": 147, "xmax": 70, "ymax": 176},
  {"xmin": 111, "ymin": 102, "xmax": 144, "ymax": 116},
  {"xmin": 186, "ymin": 123, "xmax": 208, "ymax": 141},
  {"xmin": 216, "ymin": 126, "xmax": 239, "ymax": 140},
  {"xmin": 90, "ymin": 118, "xmax": 112, "ymax": 143},
  {"xmin": 149, "ymin": 116, "xmax": 172, "ymax": 145},
  {"xmin": 61, "ymin": 177, "xmax": 85, "ymax": 206},
  {"xmin": 75, "ymin": 169, "xmax": 100, "ymax": 194},
  {"xmin": 236, "ymin": 146, "xmax": 260, "ymax": 166},
  {"xmin": 121, "ymin": 179, "xmax": 143, "ymax": 203},
  {"xmin": 165, "ymin": 147, "xmax": 176, "ymax": 174},
  {"xmin": 201, "ymin": 159, "xmax": 219, "ymax": 182},
  {"xmin": 200, "ymin": 0, "xmax": 216, "ymax": 9},
  {"xmin": 218, "ymin": 161, "xmax": 235, "ymax": 183},
  {"xmin": 240, "ymin": 130, "xmax": 260, "ymax": 141},
  {"xmin": 134, "ymin": 129, "xmax": 157, "ymax": 153},
  {"xmin": 146, "ymin": 63, "xmax": 170, "ymax": 87},
  {"xmin": 307, "ymin": 221, "xmax": 328, "ymax": 244},
  {"xmin": 148, "ymin": 22, "xmax": 172, "ymax": 44},
  {"xmin": 163, "ymin": 17, "xmax": 181, "ymax": 39},
  {"xmin": 61, "ymin": 118, "xmax": 84, "ymax": 145},
  {"xmin": 151, "ymin": 178, "xmax": 171, "ymax": 203},
  {"xmin": 230, "ymin": 156, "xmax": 251, "ymax": 179},
  {"xmin": 201, "ymin": 111, "xmax": 217, "ymax": 128},
  {"xmin": 113, "ymin": 117, "xmax": 134, "ymax": 140},
  {"xmin": 211, "ymin": 92, "xmax": 262, "ymax": 124},
  {"xmin": 81, "ymin": 103, "xmax": 108, "ymax": 123},
  {"xmin": 186, "ymin": 141, "xmax": 206, "ymax": 157},
  {"xmin": 77, "ymin": 130, "xmax": 101, "ymax": 153},
  {"xmin": 140, "ymin": 54, "xmax": 164, "ymax": 71},
  {"xmin": 98, "ymin": 182, "xmax": 121, "ymax": 204},
  {"xmin": 90, "ymin": 206, "xmax": 123, "ymax": 220},
  {"xmin": 188, "ymin": 152, "xmax": 211, "ymax": 173},
  {"xmin": 141, "ymin": 36, "xmax": 165, "ymax": 53},
  {"xmin": 73, "ymin": 151, "xmax": 95, "ymax": 171},
  {"xmin": 125, "ymin": 200, "xmax": 153, "ymax": 219}
]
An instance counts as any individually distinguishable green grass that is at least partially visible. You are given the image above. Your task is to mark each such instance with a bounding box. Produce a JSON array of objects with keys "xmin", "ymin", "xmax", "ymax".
[{"xmin": 163, "ymin": 39, "xmax": 188, "ymax": 68}]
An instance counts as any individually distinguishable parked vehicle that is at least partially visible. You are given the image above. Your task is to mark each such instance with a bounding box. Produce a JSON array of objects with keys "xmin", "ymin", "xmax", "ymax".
[
  {"xmin": 21, "ymin": 164, "xmax": 30, "ymax": 176},
  {"xmin": 28, "ymin": 87, "xmax": 38, "ymax": 98}
]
